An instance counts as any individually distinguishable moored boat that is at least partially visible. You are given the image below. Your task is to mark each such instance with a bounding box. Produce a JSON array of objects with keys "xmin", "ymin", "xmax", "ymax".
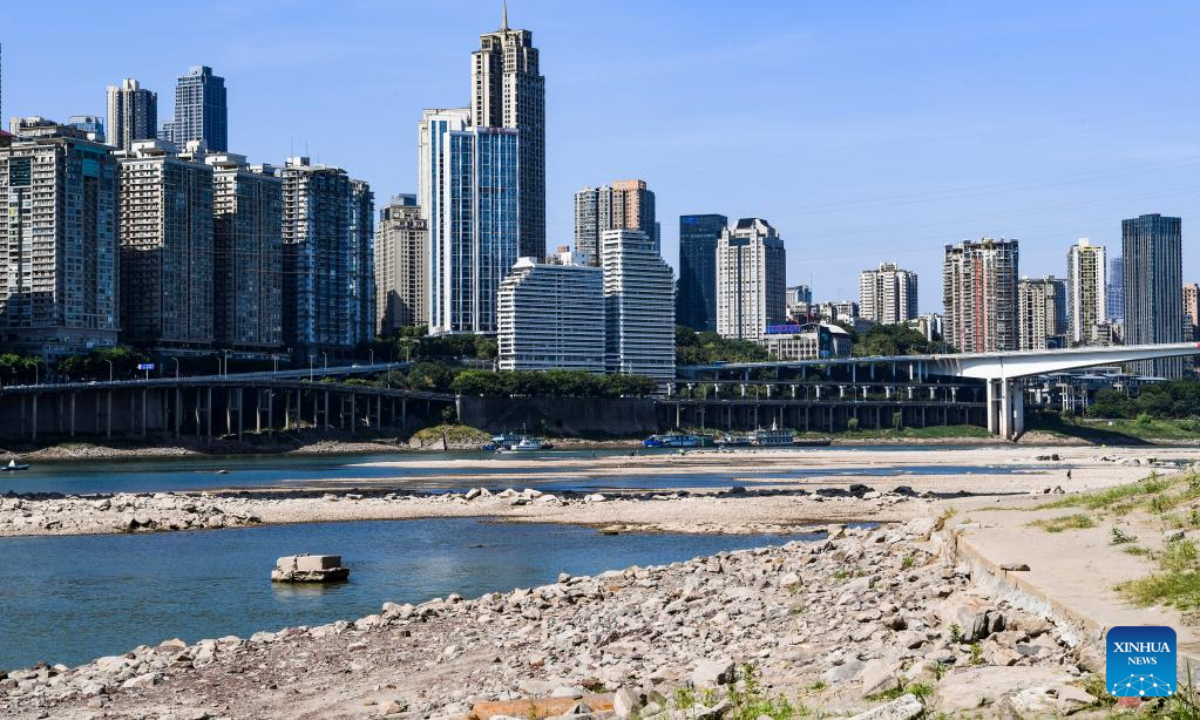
[
  {"xmin": 1, "ymin": 458, "xmax": 29, "ymax": 472},
  {"xmin": 749, "ymin": 429, "xmax": 795, "ymax": 447},
  {"xmin": 643, "ymin": 433, "xmax": 714, "ymax": 448},
  {"xmin": 497, "ymin": 436, "xmax": 553, "ymax": 452}
]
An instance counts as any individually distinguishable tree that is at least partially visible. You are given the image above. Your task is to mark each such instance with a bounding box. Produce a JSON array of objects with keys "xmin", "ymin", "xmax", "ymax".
[
  {"xmin": 0, "ymin": 353, "xmax": 40, "ymax": 385},
  {"xmin": 54, "ymin": 347, "xmax": 148, "ymax": 381},
  {"xmin": 852, "ymin": 325, "xmax": 939, "ymax": 357},
  {"xmin": 675, "ymin": 325, "xmax": 769, "ymax": 365},
  {"xmin": 405, "ymin": 363, "xmax": 455, "ymax": 392},
  {"xmin": 601, "ymin": 374, "xmax": 658, "ymax": 398},
  {"xmin": 1087, "ymin": 380, "xmax": 1200, "ymax": 420},
  {"xmin": 450, "ymin": 370, "xmax": 510, "ymax": 396}
]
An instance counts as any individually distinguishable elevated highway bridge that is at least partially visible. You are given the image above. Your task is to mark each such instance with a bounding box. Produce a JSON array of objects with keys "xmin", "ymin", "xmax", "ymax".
[
  {"xmin": 678, "ymin": 342, "xmax": 1200, "ymax": 439},
  {"xmin": 0, "ymin": 363, "xmax": 455, "ymax": 442}
]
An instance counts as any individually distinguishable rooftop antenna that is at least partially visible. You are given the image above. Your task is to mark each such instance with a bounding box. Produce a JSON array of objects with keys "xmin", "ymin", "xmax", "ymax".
[{"xmin": 502, "ymin": 0, "xmax": 509, "ymax": 30}]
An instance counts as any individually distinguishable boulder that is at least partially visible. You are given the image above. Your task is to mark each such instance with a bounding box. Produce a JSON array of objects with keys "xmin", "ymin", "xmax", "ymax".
[
  {"xmin": 1002, "ymin": 685, "xmax": 1097, "ymax": 717},
  {"xmin": 933, "ymin": 667, "xmax": 1074, "ymax": 713},
  {"xmin": 848, "ymin": 693, "xmax": 924, "ymax": 720},
  {"xmin": 824, "ymin": 658, "xmax": 866, "ymax": 684},
  {"xmin": 934, "ymin": 594, "xmax": 1003, "ymax": 641},
  {"xmin": 691, "ymin": 658, "xmax": 735, "ymax": 688},
  {"xmin": 860, "ymin": 659, "xmax": 901, "ymax": 697},
  {"xmin": 613, "ymin": 687, "xmax": 643, "ymax": 718}
]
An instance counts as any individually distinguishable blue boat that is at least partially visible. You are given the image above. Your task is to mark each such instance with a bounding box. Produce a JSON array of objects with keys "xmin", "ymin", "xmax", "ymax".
[{"xmin": 643, "ymin": 433, "xmax": 713, "ymax": 448}]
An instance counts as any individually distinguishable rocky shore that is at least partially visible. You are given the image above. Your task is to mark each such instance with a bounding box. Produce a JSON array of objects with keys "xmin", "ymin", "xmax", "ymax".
[
  {"xmin": 0, "ymin": 517, "xmax": 1107, "ymax": 719},
  {"xmin": 0, "ymin": 485, "xmax": 920, "ymax": 538}
]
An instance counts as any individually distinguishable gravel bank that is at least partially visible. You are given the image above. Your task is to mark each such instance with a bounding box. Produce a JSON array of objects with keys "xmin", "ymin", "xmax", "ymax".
[
  {"xmin": 0, "ymin": 517, "xmax": 1106, "ymax": 719},
  {"xmin": 0, "ymin": 486, "xmax": 920, "ymax": 538}
]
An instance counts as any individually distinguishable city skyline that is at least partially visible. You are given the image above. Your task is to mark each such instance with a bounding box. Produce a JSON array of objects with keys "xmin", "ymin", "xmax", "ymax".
[{"xmin": 7, "ymin": 1, "xmax": 1200, "ymax": 313}]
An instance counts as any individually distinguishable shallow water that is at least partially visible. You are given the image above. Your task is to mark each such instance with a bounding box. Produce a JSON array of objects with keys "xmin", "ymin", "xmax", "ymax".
[
  {"xmin": 0, "ymin": 518, "xmax": 813, "ymax": 670},
  {"xmin": 0, "ymin": 447, "xmax": 1048, "ymax": 495}
]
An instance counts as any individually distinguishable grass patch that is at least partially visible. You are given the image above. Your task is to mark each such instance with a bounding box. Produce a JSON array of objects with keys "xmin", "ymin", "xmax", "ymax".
[
  {"xmin": 803, "ymin": 424, "xmax": 990, "ymax": 440},
  {"xmin": 1079, "ymin": 675, "xmax": 1117, "ymax": 709},
  {"xmin": 1030, "ymin": 415, "xmax": 1200, "ymax": 443},
  {"xmin": 1119, "ymin": 540, "xmax": 1200, "ymax": 610},
  {"xmin": 725, "ymin": 664, "xmax": 805, "ymax": 720},
  {"xmin": 1110, "ymin": 527, "xmax": 1138, "ymax": 545},
  {"xmin": 1030, "ymin": 513, "xmax": 1097, "ymax": 533},
  {"xmin": 1038, "ymin": 473, "xmax": 1176, "ymax": 511},
  {"xmin": 1119, "ymin": 571, "xmax": 1200, "ymax": 610},
  {"xmin": 866, "ymin": 682, "xmax": 934, "ymax": 703}
]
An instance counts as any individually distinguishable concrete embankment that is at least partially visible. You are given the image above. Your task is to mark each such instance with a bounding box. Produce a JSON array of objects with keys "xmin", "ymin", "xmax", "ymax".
[
  {"xmin": 0, "ymin": 519, "xmax": 1108, "ymax": 719},
  {"xmin": 948, "ymin": 491, "xmax": 1200, "ymax": 681}
]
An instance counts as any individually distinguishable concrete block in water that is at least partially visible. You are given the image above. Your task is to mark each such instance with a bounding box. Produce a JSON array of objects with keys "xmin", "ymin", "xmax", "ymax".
[
  {"xmin": 293, "ymin": 555, "xmax": 341, "ymax": 572},
  {"xmin": 272, "ymin": 554, "xmax": 349, "ymax": 583}
]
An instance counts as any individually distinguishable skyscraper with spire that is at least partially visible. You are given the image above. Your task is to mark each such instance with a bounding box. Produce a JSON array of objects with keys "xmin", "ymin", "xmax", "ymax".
[{"xmin": 472, "ymin": 3, "xmax": 545, "ymax": 260}]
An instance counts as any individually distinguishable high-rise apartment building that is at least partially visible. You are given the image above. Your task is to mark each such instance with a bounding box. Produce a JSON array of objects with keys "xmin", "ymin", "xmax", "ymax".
[
  {"xmin": 350, "ymin": 179, "xmax": 376, "ymax": 347},
  {"xmin": 117, "ymin": 140, "xmax": 214, "ymax": 348},
  {"xmin": 420, "ymin": 108, "xmax": 519, "ymax": 335},
  {"xmin": 1185, "ymin": 282, "xmax": 1200, "ymax": 341},
  {"xmin": 715, "ymin": 218, "xmax": 787, "ymax": 341},
  {"xmin": 602, "ymin": 229, "xmax": 675, "ymax": 384},
  {"xmin": 206, "ymin": 153, "xmax": 283, "ymax": 351},
  {"xmin": 106, "ymin": 79, "xmax": 157, "ymax": 152},
  {"xmin": 66, "ymin": 116, "xmax": 105, "ymax": 144},
  {"xmin": 1017, "ymin": 277, "xmax": 1068, "ymax": 350},
  {"xmin": 676, "ymin": 214, "xmax": 727, "ymax": 332},
  {"xmin": 418, "ymin": 107, "xmax": 470, "ymax": 332},
  {"xmin": 375, "ymin": 195, "xmax": 428, "ymax": 334},
  {"xmin": 942, "ymin": 238, "xmax": 1019, "ymax": 353},
  {"xmin": 472, "ymin": 10, "xmax": 544, "ymax": 260},
  {"xmin": 1123, "ymin": 214, "xmax": 1184, "ymax": 377},
  {"xmin": 1107, "ymin": 257, "xmax": 1125, "ymax": 325},
  {"xmin": 1065, "ymin": 238, "xmax": 1107, "ymax": 346},
  {"xmin": 280, "ymin": 157, "xmax": 375, "ymax": 352},
  {"xmin": 574, "ymin": 180, "xmax": 657, "ymax": 264},
  {"xmin": 9, "ymin": 116, "xmax": 60, "ymax": 136},
  {"xmin": 787, "ymin": 285, "xmax": 813, "ymax": 307},
  {"xmin": 162, "ymin": 66, "xmax": 228, "ymax": 152},
  {"xmin": 0, "ymin": 123, "xmax": 120, "ymax": 358},
  {"xmin": 497, "ymin": 255, "xmax": 605, "ymax": 373},
  {"xmin": 859, "ymin": 262, "xmax": 918, "ymax": 325}
]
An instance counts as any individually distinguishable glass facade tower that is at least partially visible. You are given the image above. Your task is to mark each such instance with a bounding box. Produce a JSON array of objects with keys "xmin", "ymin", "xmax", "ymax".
[
  {"xmin": 1122, "ymin": 213, "xmax": 1184, "ymax": 378},
  {"xmin": 677, "ymin": 214, "xmax": 727, "ymax": 331}
]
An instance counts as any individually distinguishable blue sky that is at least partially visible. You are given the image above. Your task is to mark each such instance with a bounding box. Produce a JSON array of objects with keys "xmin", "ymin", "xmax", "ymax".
[{"xmin": 6, "ymin": 0, "xmax": 1200, "ymax": 312}]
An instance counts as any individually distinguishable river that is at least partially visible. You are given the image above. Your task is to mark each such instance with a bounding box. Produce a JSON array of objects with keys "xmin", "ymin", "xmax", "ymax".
[
  {"xmin": 0, "ymin": 446, "xmax": 1042, "ymax": 495},
  {"xmin": 0, "ymin": 518, "xmax": 813, "ymax": 670}
]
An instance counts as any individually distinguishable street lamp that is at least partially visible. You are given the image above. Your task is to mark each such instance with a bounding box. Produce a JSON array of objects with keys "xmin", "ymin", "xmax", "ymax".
[
  {"xmin": 105, "ymin": 359, "xmax": 114, "ymax": 383},
  {"xmin": 321, "ymin": 352, "xmax": 328, "ymax": 373},
  {"xmin": 222, "ymin": 350, "xmax": 230, "ymax": 378},
  {"xmin": 171, "ymin": 357, "xmax": 180, "ymax": 380},
  {"xmin": 309, "ymin": 354, "xmax": 316, "ymax": 383}
]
